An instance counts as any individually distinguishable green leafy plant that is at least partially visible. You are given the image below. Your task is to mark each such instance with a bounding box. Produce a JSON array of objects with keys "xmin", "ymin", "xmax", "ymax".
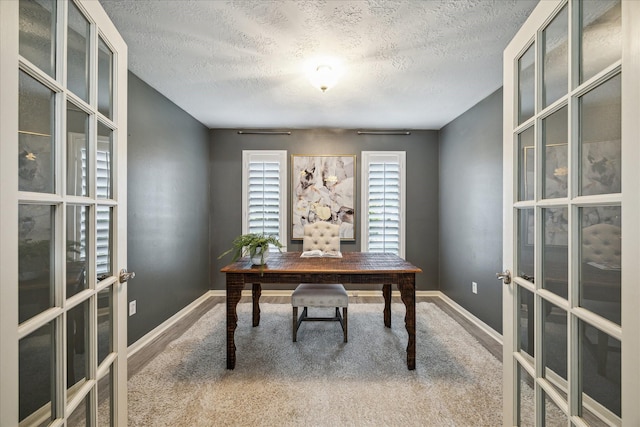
[{"xmin": 218, "ymin": 233, "xmax": 283, "ymax": 267}]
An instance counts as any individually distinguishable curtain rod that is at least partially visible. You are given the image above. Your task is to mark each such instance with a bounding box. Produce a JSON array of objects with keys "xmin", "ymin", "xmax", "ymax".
[
  {"xmin": 357, "ymin": 130, "xmax": 411, "ymax": 135},
  {"xmin": 237, "ymin": 130, "xmax": 291, "ymax": 135}
]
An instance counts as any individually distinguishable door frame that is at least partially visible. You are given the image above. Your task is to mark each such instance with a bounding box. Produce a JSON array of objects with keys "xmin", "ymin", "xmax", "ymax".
[{"xmin": 0, "ymin": 1, "xmax": 21, "ymax": 423}]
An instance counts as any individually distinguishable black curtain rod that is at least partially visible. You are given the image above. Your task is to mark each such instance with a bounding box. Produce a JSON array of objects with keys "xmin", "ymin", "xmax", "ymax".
[
  {"xmin": 237, "ymin": 130, "xmax": 291, "ymax": 135},
  {"xmin": 357, "ymin": 130, "xmax": 411, "ymax": 135}
]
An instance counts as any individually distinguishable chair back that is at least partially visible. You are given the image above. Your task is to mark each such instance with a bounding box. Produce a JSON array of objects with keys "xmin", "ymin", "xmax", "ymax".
[
  {"xmin": 303, "ymin": 222, "xmax": 340, "ymax": 252},
  {"xmin": 582, "ymin": 223, "xmax": 621, "ymax": 268}
]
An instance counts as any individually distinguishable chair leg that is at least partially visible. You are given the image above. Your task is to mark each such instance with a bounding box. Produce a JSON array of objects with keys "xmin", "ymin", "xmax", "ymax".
[
  {"xmin": 292, "ymin": 306, "xmax": 298, "ymax": 342},
  {"xmin": 343, "ymin": 307, "xmax": 348, "ymax": 343}
]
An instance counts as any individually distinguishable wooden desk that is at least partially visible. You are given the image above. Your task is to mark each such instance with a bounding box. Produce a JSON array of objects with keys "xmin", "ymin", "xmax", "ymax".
[{"xmin": 221, "ymin": 252, "xmax": 422, "ymax": 370}]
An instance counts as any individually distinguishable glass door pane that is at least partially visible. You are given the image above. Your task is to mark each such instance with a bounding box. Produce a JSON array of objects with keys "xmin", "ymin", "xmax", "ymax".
[
  {"xmin": 518, "ymin": 364, "xmax": 536, "ymax": 426},
  {"xmin": 579, "ymin": 206, "xmax": 621, "ymax": 324},
  {"xmin": 66, "ymin": 205, "xmax": 89, "ymax": 299},
  {"xmin": 67, "ymin": 0, "xmax": 90, "ymax": 102},
  {"xmin": 542, "ymin": 207, "xmax": 568, "ymax": 299},
  {"xmin": 67, "ymin": 300, "xmax": 90, "ymax": 398},
  {"xmin": 98, "ymin": 37, "xmax": 113, "ymax": 119},
  {"xmin": 518, "ymin": 127, "xmax": 535, "ymax": 201},
  {"xmin": 19, "ymin": 320, "xmax": 56, "ymax": 424},
  {"xmin": 579, "ymin": 0, "xmax": 621, "ymax": 85},
  {"xmin": 19, "ymin": 70, "xmax": 55, "ymax": 194},
  {"xmin": 67, "ymin": 102, "xmax": 90, "ymax": 196},
  {"xmin": 518, "ymin": 43, "xmax": 535, "ymax": 124},
  {"xmin": 19, "ymin": 204, "xmax": 55, "ymax": 323},
  {"xmin": 542, "ymin": 300, "xmax": 567, "ymax": 391},
  {"xmin": 542, "ymin": 107, "xmax": 568, "ymax": 199},
  {"xmin": 578, "ymin": 74, "xmax": 621, "ymax": 196},
  {"xmin": 542, "ymin": 4, "xmax": 568, "ymax": 108},
  {"xmin": 579, "ymin": 320, "xmax": 621, "ymax": 418},
  {"xmin": 97, "ymin": 124, "xmax": 113, "ymax": 200},
  {"xmin": 19, "ymin": 0, "xmax": 56, "ymax": 78}
]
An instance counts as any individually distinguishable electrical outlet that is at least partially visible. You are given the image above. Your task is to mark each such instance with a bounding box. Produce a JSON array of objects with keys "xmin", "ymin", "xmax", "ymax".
[
  {"xmin": 472, "ymin": 282, "xmax": 478, "ymax": 294},
  {"xmin": 129, "ymin": 300, "xmax": 137, "ymax": 316}
]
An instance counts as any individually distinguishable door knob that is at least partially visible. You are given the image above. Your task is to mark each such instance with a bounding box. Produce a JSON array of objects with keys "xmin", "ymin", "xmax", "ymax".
[
  {"xmin": 119, "ymin": 268, "xmax": 136, "ymax": 283},
  {"xmin": 496, "ymin": 269, "xmax": 512, "ymax": 285}
]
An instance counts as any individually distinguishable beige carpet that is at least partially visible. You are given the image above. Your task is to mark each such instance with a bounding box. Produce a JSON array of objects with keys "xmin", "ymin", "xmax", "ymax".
[{"xmin": 128, "ymin": 302, "xmax": 503, "ymax": 426}]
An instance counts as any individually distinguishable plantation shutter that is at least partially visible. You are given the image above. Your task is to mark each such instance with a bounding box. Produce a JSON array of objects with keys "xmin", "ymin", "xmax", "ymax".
[
  {"xmin": 248, "ymin": 161, "xmax": 281, "ymax": 237},
  {"xmin": 81, "ymin": 143, "xmax": 112, "ymax": 275},
  {"xmin": 362, "ymin": 152, "xmax": 406, "ymax": 258},
  {"xmin": 242, "ymin": 150, "xmax": 288, "ymax": 250},
  {"xmin": 368, "ymin": 162, "xmax": 400, "ymax": 254}
]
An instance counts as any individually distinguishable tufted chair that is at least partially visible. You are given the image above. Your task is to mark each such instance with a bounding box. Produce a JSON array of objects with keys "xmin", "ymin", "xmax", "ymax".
[
  {"xmin": 292, "ymin": 222, "xmax": 348, "ymax": 342},
  {"xmin": 581, "ymin": 223, "xmax": 621, "ymax": 269},
  {"xmin": 302, "ymin": 221, "xmax": 340, "ymax": 252}
]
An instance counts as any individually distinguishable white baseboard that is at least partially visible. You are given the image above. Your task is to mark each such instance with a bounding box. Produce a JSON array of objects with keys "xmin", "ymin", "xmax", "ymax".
[
  {"xmin": 437, "ymin": 292, "xmax": 503, "ymax": 345},
  {"xmin": 127, "ymin": 291, "xmax": 215, "ymax": 357}
]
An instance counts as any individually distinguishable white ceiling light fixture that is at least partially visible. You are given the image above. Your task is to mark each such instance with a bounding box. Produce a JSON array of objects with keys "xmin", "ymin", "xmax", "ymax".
[
  {"xmin": 313, "ymin": 64, "xmax": 336, "ymax": 92},
  {"xmin": 306, "ymin": 57, "xmax": 343, "ymax": 93}
]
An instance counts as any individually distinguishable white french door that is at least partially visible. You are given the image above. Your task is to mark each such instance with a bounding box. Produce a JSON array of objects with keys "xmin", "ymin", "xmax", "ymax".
[
  {"xmin": 502, "ymin": 0, "xmax": 640, "ymax": 425},
  {"xmin": 0, "ymin": 1, "xmax": 128, "ymax": 425}
]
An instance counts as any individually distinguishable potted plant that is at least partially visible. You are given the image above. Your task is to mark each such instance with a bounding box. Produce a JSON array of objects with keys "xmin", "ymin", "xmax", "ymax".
[{"xmin": 218, "ymin": 233, "xmax": 283, "ymax": 267}]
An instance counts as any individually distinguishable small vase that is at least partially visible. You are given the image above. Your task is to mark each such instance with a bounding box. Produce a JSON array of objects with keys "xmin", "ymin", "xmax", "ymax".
[{"xmin": 250, "ymin": 247, "xmax": 270, "ymax": 265}]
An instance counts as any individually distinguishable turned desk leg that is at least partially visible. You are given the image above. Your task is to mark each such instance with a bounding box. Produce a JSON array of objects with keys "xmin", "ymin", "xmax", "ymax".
[
  {"xmin": 383, "ymin": 284, "xmax": 392, "ymax": 328},
  {"xmin": 226, "ymin": 274, "xmax": 243, "ymax": 369},
  {"xmin": 398, "ymin": 274, "xmax": 416, "ymax": 370},
  {"xmin": 252, "ymin": 283, "xmax": 261, "ymax": 327}
]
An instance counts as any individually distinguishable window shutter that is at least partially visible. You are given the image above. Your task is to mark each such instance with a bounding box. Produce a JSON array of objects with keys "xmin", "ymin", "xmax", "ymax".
[
  {"xmin": 362, "ymin": 151, "xmax": 405, "ymax": 258},
  {"xmin": 242, "ymin": 151, "xmax": 288, "ymax": 251},
  {"xmin": 248, "ymin": 161, "xmax": 281, "ymax": 237},
  {"xmin": 82, "ymin": 146, "xmax": 112, "ymax": 275},
  {"xmin": 368, "ymin": 161, "xmax": 401, "ymax": 255}
]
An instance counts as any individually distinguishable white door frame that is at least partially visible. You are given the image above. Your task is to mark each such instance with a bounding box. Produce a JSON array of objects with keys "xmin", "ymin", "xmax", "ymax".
[
  {"xmin": 502, "ymin": 0, "xmax": 640, "ymax": 425},
  {"xmin": 0, "ymin": 1, "xmax": 21, "ymax": 424}
]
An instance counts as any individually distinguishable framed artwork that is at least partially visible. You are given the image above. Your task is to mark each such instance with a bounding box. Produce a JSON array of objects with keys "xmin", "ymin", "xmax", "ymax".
[{"xmin": 291, "ymin": 154, "xmax": 356, "ymax": 240}]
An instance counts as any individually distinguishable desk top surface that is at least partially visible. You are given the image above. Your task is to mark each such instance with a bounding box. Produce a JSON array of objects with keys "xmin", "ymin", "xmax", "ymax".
[{"xmin": 220, "ymin": 252, "xmax": 422, "ymax": 274}]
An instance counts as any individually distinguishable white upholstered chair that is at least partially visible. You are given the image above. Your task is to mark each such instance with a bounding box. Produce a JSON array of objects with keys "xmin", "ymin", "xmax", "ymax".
[
  {"xmin": 302, "ymin": 221, "xmax": 340, "ymax": 252},
  {"xmin": 292, "ymin": 222, "xmax": 348, "ymax": 342}
]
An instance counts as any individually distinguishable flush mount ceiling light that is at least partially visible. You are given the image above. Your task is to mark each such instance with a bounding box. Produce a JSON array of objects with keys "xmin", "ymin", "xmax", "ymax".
[
  {"xmin": 312, "ymin": 65, "xmax": 335, "ymax": 92},
  {"xmin": 306, "ymin": 58, "xmax": 343, "ymax": 93}
]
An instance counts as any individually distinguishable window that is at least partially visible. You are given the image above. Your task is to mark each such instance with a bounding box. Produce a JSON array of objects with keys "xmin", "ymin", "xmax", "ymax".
[
  {"xmin": 242, "ymin": 150, "xmax": 288, "ymax": 250},
  {"xmin": 361, "ymin": 151, "xmax": 406, "ymax": 258}
]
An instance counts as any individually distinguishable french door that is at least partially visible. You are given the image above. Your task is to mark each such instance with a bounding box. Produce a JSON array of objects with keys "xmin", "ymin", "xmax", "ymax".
[
  {"xmin": 0, "ymin": 1, "xmax": 128, "ymax": 425},
  {"xmin": 502, "ymin": 0, "xmax": 640, "ymax": 425}
]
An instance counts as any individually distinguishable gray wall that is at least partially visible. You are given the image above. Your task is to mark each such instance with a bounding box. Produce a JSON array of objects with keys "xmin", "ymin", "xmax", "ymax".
[
  {"xmin": 210, "ymin": 128, "xmax": 439, "ymax": 292},
  {"xmin": 439, "ymin": 88, "xmax": 504, "ymax": 334},
  {"xmin": 127, "ymin": 72, "xmax": 210, "ymax": 345}
]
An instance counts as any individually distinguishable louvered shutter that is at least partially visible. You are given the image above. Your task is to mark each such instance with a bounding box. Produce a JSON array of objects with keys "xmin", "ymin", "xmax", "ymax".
[
  {"xmin": 362, "ymin": 152, "xmax": 405, "ymax": 258},
  {"xmin": 82, "ymin": 146, "xmax": 112, "ymax": 275},
  {"xmin": 248, "ymin": 161, "xmax": 281, "ymax": 237},
  {"xmin": 242, "ymin": 151, "xmax": 288, "ymax": 250},
  {"xmin": 368, "ymin": 162, "xmax": 400, "ymax": 254}
]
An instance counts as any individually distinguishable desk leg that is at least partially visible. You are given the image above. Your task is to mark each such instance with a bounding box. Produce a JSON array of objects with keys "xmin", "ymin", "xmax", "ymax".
[
  {"xmin": 398, "ymin": 274, "xmax": 416, "ymax": 370},
  {"xmin": 226, "ymin": 274, "xmax": 243, "ymax": 369},
  {"xmin": 383, "ymin": 284, "xmax": 391, "ymax": 328},
  {"xmin": 252, "ymin": 283, "xmax": 261, "ymax": 327}
]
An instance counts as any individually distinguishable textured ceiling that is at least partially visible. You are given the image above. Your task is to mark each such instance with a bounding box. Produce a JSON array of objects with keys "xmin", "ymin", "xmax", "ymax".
[{"xmin": 99, "ymin": 0, "xmax": 539, "ymax": 130}]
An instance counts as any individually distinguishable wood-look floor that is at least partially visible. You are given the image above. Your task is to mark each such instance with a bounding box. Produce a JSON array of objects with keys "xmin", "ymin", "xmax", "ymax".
[{"xmin": 128, "ymin": 295, "xmax": 502, "ymax": 378}]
